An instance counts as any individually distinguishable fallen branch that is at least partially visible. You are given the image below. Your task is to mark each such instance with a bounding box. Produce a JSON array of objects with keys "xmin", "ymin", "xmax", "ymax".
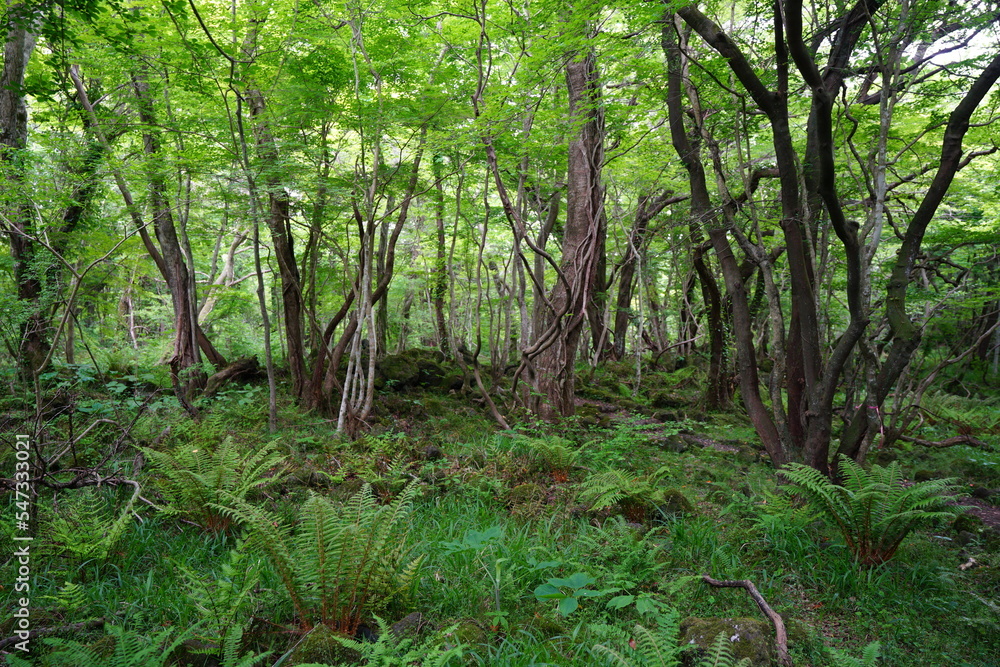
[
  {"xmin": 0, "ymin": 618, "xmax": 105, "ymax": 651},
  {"xmin": 898, "ymin": 434, "xmax": 987, "ymax": 448},
  {"xmin": 701, "ymin": 574, "xmax": 791, "ymax": 667}
]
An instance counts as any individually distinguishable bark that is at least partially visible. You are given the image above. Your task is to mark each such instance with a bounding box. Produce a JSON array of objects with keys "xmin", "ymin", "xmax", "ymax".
[
  {"xmin": 1, "ymin": 10, "xmax": 44, "ymax": 379},
  {"xmin": 245, "ymin": 88, "xmax": 307, "ymax": 399},
  {"xmin": 529, "ymin": 53, "xmax": 605, "ymax": 420},
  {"xmin": 132, "ymin": 70, "xmax": 204, "ymax": 399}
]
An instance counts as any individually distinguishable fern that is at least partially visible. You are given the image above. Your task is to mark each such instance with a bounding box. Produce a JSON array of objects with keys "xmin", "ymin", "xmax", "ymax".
[
  {"xmin": 34, "ymin": 624, "xmax": 194, "ymax": 667},
  {"xmin": 141, "ymin": 436, "xmax": 285, "ymax": 534},
  {"xmin": 43, "ymin": 487, "xmax": 135, "ymax": 565},
  {"xmin": 779, "ymin": 455, "xmax": 965, "ymax": 566},
  {"xmin": 580, "ymin": 466, "xmax": 679, "ymax": 522},
  {"xmin": 525, "ymin": 436, "xmax": 582, "ymax": 482},
  {"xmin": 40, "ymin": 580, "xmax": 87, "ymax": 612},
  {"xmin": 318, "ymin": 613, "xmax": 464, "ymax": 666},
  {"xmin": 695, "ymin": 632, "xmax": 752, "ymax": 667},
  {"xmin": 593, "ymin": 608, "xmax": 683, "ymax": 667},
  {"xmin": 178, "ymin": 538, "xmax": 264, "ymax": 645},
  {"xmin": 215, "ymin": 481, "xmax": 423, "ymax": 634},
  {"xmin": 829, "ymin": 641, "xmax": 882, "ymax": 666}
]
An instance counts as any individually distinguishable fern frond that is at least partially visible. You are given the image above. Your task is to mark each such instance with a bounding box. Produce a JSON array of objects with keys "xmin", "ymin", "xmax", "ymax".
[
  {"xmin": 695, "ymin": 632, "xmax": 752, "ymax": 667},
  {"xmin": 781, "ymin": 455, "xmax": 967, "ymax": 566}
]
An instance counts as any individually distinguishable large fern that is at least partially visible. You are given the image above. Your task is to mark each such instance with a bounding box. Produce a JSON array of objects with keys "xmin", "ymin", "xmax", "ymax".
[
  {"xmin": 593, "ymin": 608, "xmax": 683, "ymax": 667},
  {"xmin": 141, "ymin": 436, "xmax": 285, "ymax": 534},
  {"xmin": 580, "ymin": 466, "xmax": 681, "ymax": 522},
  {"xmin": 779, "ymin": 455, "xmax": 965, "ymax": 566},
  {"xmin": 216, "ymin": 481, "xmax": 423, "ymax": 634},
  {"xmin": 42, "ymin": 485, "xmax": 137, "ymax": 568}
]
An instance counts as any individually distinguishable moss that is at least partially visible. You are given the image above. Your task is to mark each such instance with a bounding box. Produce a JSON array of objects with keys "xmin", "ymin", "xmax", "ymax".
[
  {"xmin": 953, "ymin": 514, "xmax": 984, "ymax": 533},
  {"xmin": 284, "ymin": 624, "xmax": 361, "ymax": 666},
  {"xmin": 655, "ymin": 488, "xmax": 696, "ymax": 516},
  {"xmin": 679, "ymin": 616, "xmax": 775, "ymax": 666},
  {"xmin": 449, "ymin": 620, "xmax": 488, "ymax": 646},
  {"xmin": 507, "ymin": 483, "xmax": 546, "ymax": 505}
]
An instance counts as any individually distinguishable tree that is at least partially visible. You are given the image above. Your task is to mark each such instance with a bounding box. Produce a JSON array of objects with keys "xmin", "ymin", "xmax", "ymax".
[{"xmin": 672, "ymin": 0, "xmax": 1000, "ymax": 471}]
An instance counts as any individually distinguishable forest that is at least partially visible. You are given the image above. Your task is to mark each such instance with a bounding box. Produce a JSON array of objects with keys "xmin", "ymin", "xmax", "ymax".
[{"xmin": 2, "ymin": 0, "xmax": 1000, "ymax": 664}]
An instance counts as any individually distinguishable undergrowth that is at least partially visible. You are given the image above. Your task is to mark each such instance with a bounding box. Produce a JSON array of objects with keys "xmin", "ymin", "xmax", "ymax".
[{"xmin": 3, "ymin": 381, "xmax": 998, "ymax": 667}]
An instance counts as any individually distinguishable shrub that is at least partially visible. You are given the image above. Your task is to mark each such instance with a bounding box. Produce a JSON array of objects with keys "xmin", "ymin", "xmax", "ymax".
[
  {"xmin": 141, "ymin": 436, "xmax": 285, "ymax": 534},
  {"xmin": 779, "ymin": 455, "xmax": 965, "ymax": 566},
  {"xmin": 217, "ymin": 482, "xmax": 423, "ymax": 634}
]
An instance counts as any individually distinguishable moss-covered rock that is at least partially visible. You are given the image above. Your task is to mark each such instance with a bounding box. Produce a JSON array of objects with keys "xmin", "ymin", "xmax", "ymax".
[
  {"xmin": 679, "ymin": 617, "xmax": 775, "ymax": 666},
  {"xmin": 507, "ymin": 482, "xmax": 546, "ymax": 505},
  {"xmin": 283, "ymin": 625, "xmax": 360, "ymax": 666},
  {"xmin": 655, "ymin": 488, "xmax": 696, "ymax": 516},
  {"xmin": 953, "ymin": 513, "xmax": 984, "ymax": 533},
  {"xmin": 449, "ymin": 620, "xmax": 488, "ymax": 646},
  {"xmin": 376, "ymin": 349, "xmax": 452, "ymax": 390},
  {"xmin": 651, "ymin": 391, "xmax": 691, "ymax": 409}
]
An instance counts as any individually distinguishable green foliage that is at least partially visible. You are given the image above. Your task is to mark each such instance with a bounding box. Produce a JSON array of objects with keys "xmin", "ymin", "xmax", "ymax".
[
  {"xmin": 694, "ymin": 632, "xmax": 753, "ymax": 667},
  {"xmin": 319, "ymin": 614, "xmax": 465, "ymax": 666},
  {"xmin": 533, "ymin": 571, "xmax": 612, "ymax": 616},
  {"xmin": 22, "ymin": 624, "xmax": 194, "ymax": 667},
  {"xmin": 216, "ymin": 482, "xmax": 423, "ymax": 634},
  {"xmin": 141, "ymin": 436, "xmax": 285, "ymax": 534},
  {"xmin": 177, "ymin": 538, "xmax": 263, "ymax": 644},
  {"xmin": 523, "ymin": 435, "xmax": 582, "ymax": 481},
  {"xmin": 779, "ymin": 455, "xmax": 966, "ymax": 566},
  {"xmin": 829, "ymin": 641, "xmax": 882, "ymax": 667},
  {"xmin": 592, "ymin": 609, "xmax": 684, "ymax": 667},
  {"xmin": 579, "ymin": 466, "xmax": 685, "ymax": 522},
  {"xmin": 40, "ymin": 580, "xmax": 88, "ymax": 612},
  {"xmin": 43, "ymin": 487, "xmax": 135, "ymax": 564}
]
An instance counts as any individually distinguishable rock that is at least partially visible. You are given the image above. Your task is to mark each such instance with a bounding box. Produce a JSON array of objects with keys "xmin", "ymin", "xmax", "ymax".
[
  {"xmin": 283, "ymin": 624, "xmax": 360, "ymax": 666},
  {"xmin": 391, "ymin": 612, "xmax": 430, "ymax": 638},
  {"xmin": 970, "ymin": 486, "xmax": 993, "ymax": 501},
  {"xmin": 422, "ymin": 445, "xmax": 444, "ymax": 461},
  {"xmin": 953, "ymin": 514, "xmax": 984, "ymax": 534},
  {"xmin": 679, "ymin": 617, "xmax": 775, "ymax": 666},
  {"xmin": 651, "ymin": 392, "xmax": 690, "ymax": 409},
  {"xmin": 377, "ymin": 349, "xmax": 451, "ymax": 390},
  {"xmin": 449, "ymin": 620, "xmax": 487, "ymax": 646},
  {"xmin": 659, "ymin": 434, "xmax": 690, "ymax": 454},
  {"xmin": 655, "ymin": 488, "xmax": 696, "ymax": 516}
]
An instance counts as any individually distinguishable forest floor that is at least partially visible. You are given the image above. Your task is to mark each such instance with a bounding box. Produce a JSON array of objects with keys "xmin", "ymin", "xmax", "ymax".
[{"xmin": 2, "ymin": 359, "xmax": 999, "ymax": 667}]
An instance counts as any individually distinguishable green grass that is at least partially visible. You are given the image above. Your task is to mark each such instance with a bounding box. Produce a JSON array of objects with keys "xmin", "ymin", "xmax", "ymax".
[{"xmin": 4, "ymin": 381, "xmax": 999, "ymax": 666}]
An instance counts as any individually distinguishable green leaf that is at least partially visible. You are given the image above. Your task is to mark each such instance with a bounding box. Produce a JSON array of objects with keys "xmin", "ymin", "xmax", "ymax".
[
  {"xmin": 534, "ymin": 583, "xmax": 565, "ymax": 600},
  {"xmin": 607, "ymin": 594, "xmax": 635, "ymax": 609},
  {"xmin": 558, "ymin": 596, "xmax": 579, "ymax": 616}
]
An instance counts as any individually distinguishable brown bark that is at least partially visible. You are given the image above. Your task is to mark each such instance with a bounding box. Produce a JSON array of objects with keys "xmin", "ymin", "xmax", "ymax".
[
  {"xmin": 1, "ymin": 11, "xmax": 45, "ymax": 379},
  {"xmin": 529, "ymin": 53, "xmax": 605, "ymax": 420},
  {"xmin": 132, "ymin": 70, "xmax": 204, "ymax": 398},
  {"xmin": 249, "ymin": 89, "xmax": 307, "ymax": 399}
]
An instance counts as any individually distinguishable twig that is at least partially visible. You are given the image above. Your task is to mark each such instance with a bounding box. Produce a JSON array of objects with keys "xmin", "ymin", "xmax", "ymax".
[
  {"xmin": 701, "ymin": 574, "xmax": 791, "ymax": 667},
  {"xmin": 0, "ymin": 617, "xmax": 105, "ymax": 651}
]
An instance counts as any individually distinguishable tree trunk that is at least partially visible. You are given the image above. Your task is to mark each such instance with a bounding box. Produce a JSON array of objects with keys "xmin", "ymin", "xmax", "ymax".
[
  {"xmin": 1, "ymin": 10, "xmax": 45, "ymax": 380},
  {"xmin": 131, "ymin": 70, "xmax": 204, "ymax": 399},
  {"xmin": 529, "ymin": 53, "xmax": 604, "ymax": 420}
]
